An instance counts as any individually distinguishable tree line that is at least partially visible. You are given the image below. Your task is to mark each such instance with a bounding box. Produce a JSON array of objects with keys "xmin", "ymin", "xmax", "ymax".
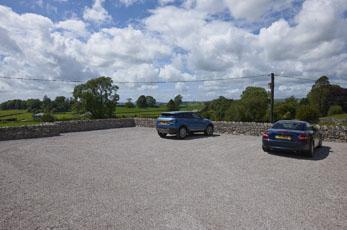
[
  {"xmin": 1, "ymin": 96, "xmax": 74, "ymax": 113},
  {"xmin": 1, "ymin": 75, "xmax": 346, "ymax": 122},
  {"xmin": 199, "ymin": 76, "xmax": 347, "ymax": 123}
]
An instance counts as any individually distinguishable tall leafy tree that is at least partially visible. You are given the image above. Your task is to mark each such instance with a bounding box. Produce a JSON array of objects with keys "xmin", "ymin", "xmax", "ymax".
[
  {"xmin": 167, "ymin": 99, "xmax": 177, "ymax": 111},
  {"xmin": 42, "ymin": 95, "xmax": 52, "ymax": 112},
  {"xmin": 296, "ymin": 105, "xmax": 319, "ymax": 122},
  {"xmin": 174, "ymin": 94, "xmax": 183, "ymax": 108},
  {"xmin": 208, "ymin": 96, "xmax": 233, "ymax": 121},
  {"xmin": 73, "ymin": 76, "xmax": 119, "ymax": 119},
  {"xmin": 326, "ymin": 85, "xmax": 347, "ymax": 112},
  {"xmin": 124, "ymin": 98, "xmax": 135, "ymax": 108},
  {"xmin": 26, "ymin": 99, "xmax": 42, "ymax": 112},
  {"xmin": 136, "ymin": 95, "xmax": 147, "ymax": 108},
  {"xmin": 145, "ymin": 96, "xmax": 156, "ymax": 107},
  {"xmin": 239, "ymin": 86, "xmax": 270, "ymax": 122},
  {"xmin": 307, "ymin": 76, "xmax": 330, "ymax": 116}
]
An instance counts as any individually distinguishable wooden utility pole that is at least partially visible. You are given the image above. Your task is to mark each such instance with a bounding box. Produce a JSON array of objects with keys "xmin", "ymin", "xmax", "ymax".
[{"xmin": 270, "ymin": 73, "xmax": 275, "ymax": 123}]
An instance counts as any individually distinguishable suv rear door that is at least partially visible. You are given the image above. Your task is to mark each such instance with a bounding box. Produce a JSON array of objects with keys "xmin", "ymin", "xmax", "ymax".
[{"xmin": 191, "ymin": 113, "xmax": 206, "ymax": 131}]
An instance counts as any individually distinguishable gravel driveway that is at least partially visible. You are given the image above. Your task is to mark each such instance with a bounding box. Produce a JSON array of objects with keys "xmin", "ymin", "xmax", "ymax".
[{"xmin": 1, "ymin": 127, "xmax": 346, "ymax": 229}]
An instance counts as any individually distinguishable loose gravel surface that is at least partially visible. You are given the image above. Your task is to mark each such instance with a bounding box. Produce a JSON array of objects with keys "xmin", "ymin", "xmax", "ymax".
[{"xmin": 1, "ymin": 127, "xmax": 347, "ymax": 230}]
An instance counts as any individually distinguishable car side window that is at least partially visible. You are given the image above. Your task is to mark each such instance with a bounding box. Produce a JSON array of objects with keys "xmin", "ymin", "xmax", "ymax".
[
  {"xmin": 183, "ymin": 113, "xmax": 193, "ymax": 119},
  {"xmin": 192, "ymin": 113, "xmax": 201, "ymax": 119},
  {"xmin": 177, "ymin": 114, "xmax": 184, "ymax": 118}
]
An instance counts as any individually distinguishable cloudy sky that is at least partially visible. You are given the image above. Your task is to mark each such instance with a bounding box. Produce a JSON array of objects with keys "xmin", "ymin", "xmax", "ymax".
[{"xmin": 0, "ymin": 0, "xmax": 346, "ymax": 103}]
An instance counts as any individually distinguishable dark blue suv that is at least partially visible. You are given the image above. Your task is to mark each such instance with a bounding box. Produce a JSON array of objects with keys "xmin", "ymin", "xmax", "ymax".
[{"xmin": 156, "ymin": 111, "xmax": 214, "ymax": 139}]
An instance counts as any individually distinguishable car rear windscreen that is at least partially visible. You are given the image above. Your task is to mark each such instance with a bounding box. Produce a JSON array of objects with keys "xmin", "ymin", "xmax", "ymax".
[
  {"xmin": 160, "ymin": 113, "xmax": 176, "ymax": 118},
  {"xmin": 272, "ymin": 122, "xmax": 306, "ymax": 131}
]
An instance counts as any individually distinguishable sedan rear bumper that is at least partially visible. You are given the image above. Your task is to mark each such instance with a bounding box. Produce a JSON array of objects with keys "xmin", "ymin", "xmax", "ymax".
[{"xmin": 262, "ymin": 138, "xmax": 310, "ymax": 152}]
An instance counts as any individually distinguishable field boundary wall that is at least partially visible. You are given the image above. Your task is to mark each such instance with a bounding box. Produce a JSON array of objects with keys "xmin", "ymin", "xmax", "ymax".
[{"xmin": 1, "ymin": 118, "xmax": 346, "ymax": 142}]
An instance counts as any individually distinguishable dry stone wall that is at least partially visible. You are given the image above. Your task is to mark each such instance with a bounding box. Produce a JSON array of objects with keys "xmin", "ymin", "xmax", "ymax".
[
  {"xmin": 1, "ymin": 118, "xmax": 346, "ymax": 142},
  {"xmin": 56, "ymin": 118, "xmax": 135, "ymax": 133},
  {"xmin": 0, "ymin": 119, "xmax": 135, "ymax": 141},
  {"xmin": 318, "ymin": 117, "xmax": 347, "ymax": 125},
  {"xmin": 0, "ymin": 124, "xmax": 60, "ymax": 141}
]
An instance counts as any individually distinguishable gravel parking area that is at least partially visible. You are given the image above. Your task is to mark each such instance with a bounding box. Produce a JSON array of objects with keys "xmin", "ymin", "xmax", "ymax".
[{"xmin": 1, "ymin": 127, "xmax": 347, "ymax": 229}]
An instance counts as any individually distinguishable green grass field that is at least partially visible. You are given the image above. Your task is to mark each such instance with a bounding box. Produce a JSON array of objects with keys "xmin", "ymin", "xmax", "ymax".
[
  {"xmin": 0, "ymin": 121, "xmax": 41, "ymax": 127},
  {"xmin": 0, "ymin": 105, "xmax": 204, "ymax": 127},
  {"xmin": 325, "ymin": 113, "xmax": 347, "ymax": 119},
  {"xmin": 54, "ymin": 112, "xmax": 77, "ymax": 120},
  {"xmin": 0, "ymin": 110, "xmax": 33, "ymax": 120},
  {"xmin": 115, "ymin": 105, "xmax": 204, "ymax": 118}
]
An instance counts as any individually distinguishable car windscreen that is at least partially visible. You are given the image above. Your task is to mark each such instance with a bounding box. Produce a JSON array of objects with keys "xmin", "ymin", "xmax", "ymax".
[
  {"xmin": 272, "ymin": 122, "xmax": 306, "ymax": 131},
  {"xmin": 160, "ymin": 113, "xmax": 176, "ymax": 118}
]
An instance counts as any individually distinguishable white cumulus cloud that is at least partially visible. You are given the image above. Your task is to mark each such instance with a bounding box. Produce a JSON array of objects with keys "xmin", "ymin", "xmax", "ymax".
[{"xmin": 83, "ymin": 0, "xmax": 112, "ymax": 25}]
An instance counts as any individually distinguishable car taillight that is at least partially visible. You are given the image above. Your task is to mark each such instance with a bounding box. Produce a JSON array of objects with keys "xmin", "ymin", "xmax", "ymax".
[
  {"xmin": 263, "ymin": 131, "xmax": 269, "ymax": 139},
  {"xmin": 296, "ymin": 134, "xmax": 309, "ymax": 142}
]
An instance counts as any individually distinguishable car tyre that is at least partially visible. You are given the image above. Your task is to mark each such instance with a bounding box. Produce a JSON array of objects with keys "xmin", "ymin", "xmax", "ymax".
[
  {"xmin": 318, "ymin": 137, "xmax": 322, "ymax": 148},
  {"xmin": 262, "ymin": 146, "xmax": 269, "ymax": 152},
  {"xmin": 177, "ymin": 127, "xmax": 187, "ymax": 139},
  {"xmin": 204, "ymin": 125, "xmax": 214, "ymax": 136},
  {"xmin": 306, "ymin": 141, "xmax": 315, "ymax": 158},
  {"xmin": 158, "ymin": 132, "xmax": 167, "ymax": 138}
]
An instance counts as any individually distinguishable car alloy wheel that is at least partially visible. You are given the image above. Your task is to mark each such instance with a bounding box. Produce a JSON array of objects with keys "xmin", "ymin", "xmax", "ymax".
[
  {"xmin": 307, "ymin": 141, "xmax": 314, "ymax": 158},
  {"xmin": 318, "ymin": 138, "xmax": 322, "ymax": 148},
  {"xmin": 177, "ymin": 127, "xmax": 187, "ymax": 139},
  {"xmin": 205, "ymin": 125, "xmax": 213, "ymax": 136}
]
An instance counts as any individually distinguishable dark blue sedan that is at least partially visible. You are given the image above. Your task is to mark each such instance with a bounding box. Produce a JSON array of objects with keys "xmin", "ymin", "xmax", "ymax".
[{"xmin": 262, "ymin": 120, "xmax": 323, "ymax": 157}]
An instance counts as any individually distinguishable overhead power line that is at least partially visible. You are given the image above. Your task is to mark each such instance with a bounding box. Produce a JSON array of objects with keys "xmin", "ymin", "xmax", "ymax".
[
  {"xmin": 0, "ymin": 76, "xmax": 83, "ymax": 83},
  {"xmin": 276, "ymin": 75, "xmax": 316, "ymax": 82},
  {"xmin": 0, "ymin": 74, "xmax": 268, "ymax": 84},
  {"xmin": 113, "ymin": 74, "xmax": 268, "ymax": 84}
]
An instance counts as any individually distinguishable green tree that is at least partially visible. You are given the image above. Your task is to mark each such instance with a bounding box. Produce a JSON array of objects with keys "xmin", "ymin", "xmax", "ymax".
[
  {"xmin": 239, "ymin": 86, "xmax": 270, "ymax": 122},
  {"xmin": 296, "ymin": 105, "xmax": 319, "ymax": 122},
  {"xmin": 53, "ymin": 96, "xmax": 71, "ymax": 112},
  {"xmin": 145, "ymin": 96, "xmax": 156, "ymax": 107},
  {"xmin": 26, "ymin": 99, "xmax": 42, "ymax": 112},
  {"xmin": 327, "ymin": 105, "xmax": 343, "ymax": 117},
  {"xmin": 40, "ymin": 113, "xmax": 56, "ymax": 122},
  {"xmin": 208, "ymin": 96, "xmax": 233, "ymax": 121},
  {"xmin": 284, "ymin": 96, "xmax": 298, "ymax": 107},
  {"xmin": 167, "ymin": 99, "xmax": 177, "ymax": 111},
  {"xmin": 326, "ymin": 85, "xmax": 347, "ymax": 113},
  {"xmin": 42, "ymin": 95, "xmax": 53, "ymax": 112},
  {"xmin": 124, "ymin": 98, "xmax": 135, "ymax": 108},
  {"xmin": 299, "ymin": 98, "xmax": 310, "ymax": 106},
  {"xmin": 136, "ymin": 95, "xmax": 148, "ymax": 108},
  {"xmin": 174, "ymin": 94, "xmax": 183, "ymax": 108},
  {"xmin": 73, "ymin": 76, "xmax": 119, "ymax": 119},
  {"xmin": 224, "ymin": 101, "xmax": 247, "ymax": 122},
  {"xmin": 307, "ymin": 76, "xmax": 330, "ymax": 116},
  {"xmin": 274, "ymin": 103, "xmax": 296, "ymax": 120}
]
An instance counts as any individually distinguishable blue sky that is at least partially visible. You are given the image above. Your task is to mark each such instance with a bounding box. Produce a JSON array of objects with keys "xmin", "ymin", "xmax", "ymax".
[{"xmin": 0, "ymin": 0, "xmax": 346, "ymax": 103}]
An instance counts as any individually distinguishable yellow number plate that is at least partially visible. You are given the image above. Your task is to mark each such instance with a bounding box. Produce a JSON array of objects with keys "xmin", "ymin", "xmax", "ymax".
[
  {"xmin": 276, "ymin": 135, "xmax": 291, "ymax": 140},
  {"xmin": 161, "ymin": 121, "xmax": 167, "ymax": 124}
]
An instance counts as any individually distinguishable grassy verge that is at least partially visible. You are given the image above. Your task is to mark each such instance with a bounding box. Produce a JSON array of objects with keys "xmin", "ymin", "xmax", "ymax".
[
  {"xmin": 324, "ymin": 113, "xmax": 347, "ymax": 119},
  {"xmin": 0, "ymin": 121, "xmax": 41, "ymax": 127},
  {"xmin": 115, "ymin": 105, "xmax": 204, "ymax": 118},
  {"xmin": 0, "ymin": 104, "xmax": 205, "ymax": 126},
  {"xmin": 0, "ymin": 110, "xmax": 33, "ymax": 120}
]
